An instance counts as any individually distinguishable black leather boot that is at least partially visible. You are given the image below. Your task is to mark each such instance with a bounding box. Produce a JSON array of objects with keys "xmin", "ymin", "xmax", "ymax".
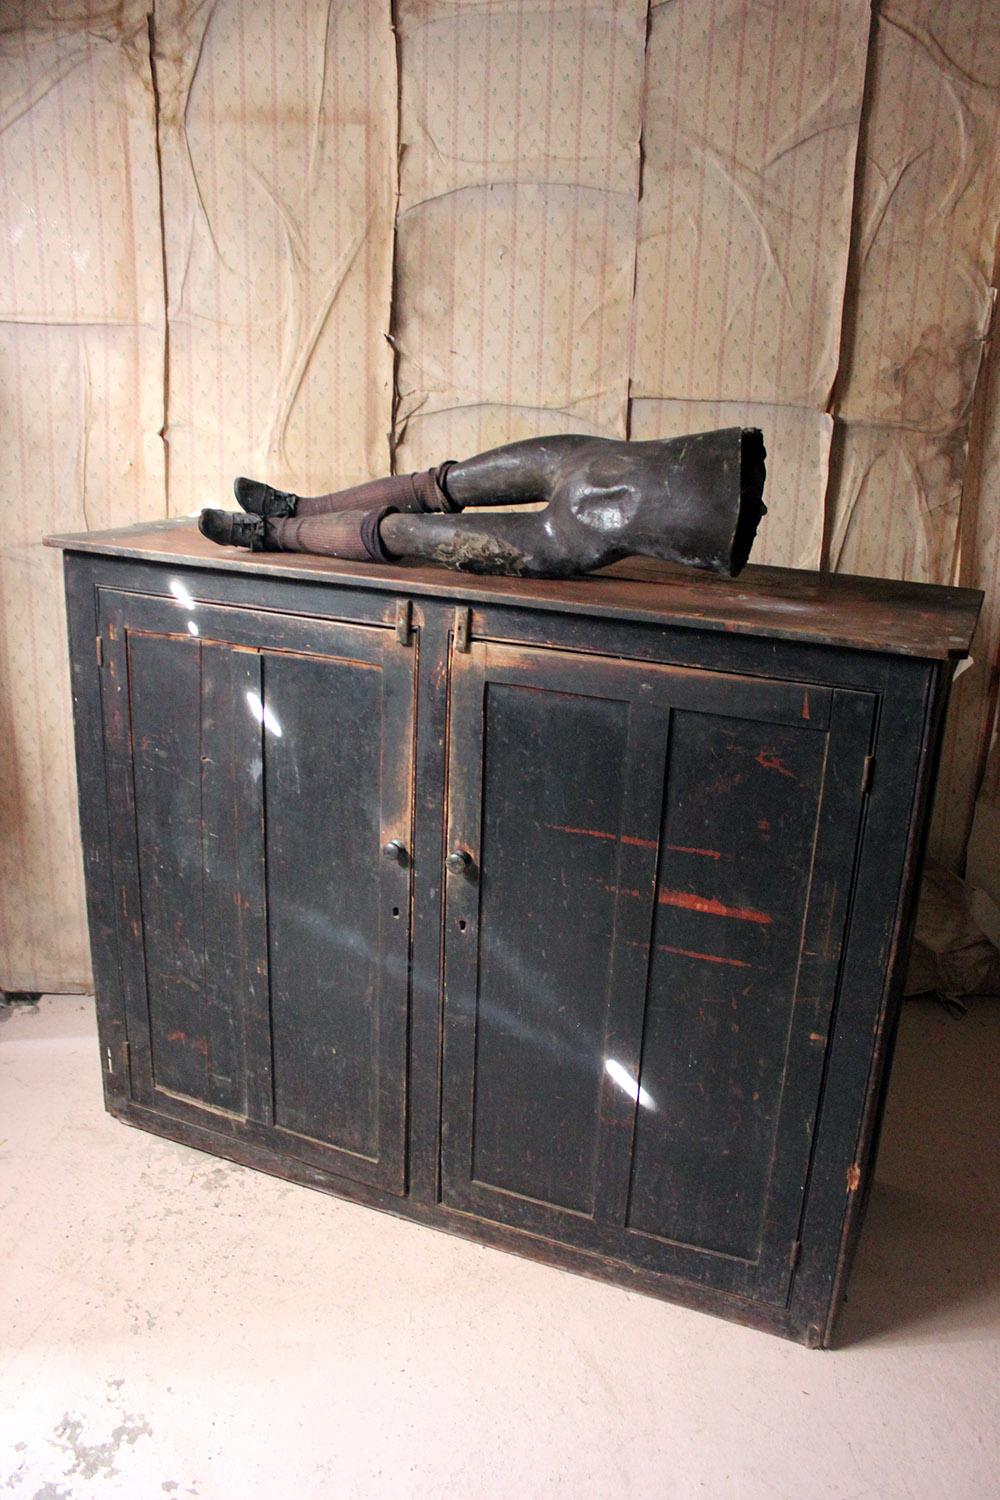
[
  {"xmin": 233, "ymin": 477, "xmax": 298, "ymax": 518},
  {"xmin": 199, "ymin": 509, "xmax": 267, "ymax": 551}
]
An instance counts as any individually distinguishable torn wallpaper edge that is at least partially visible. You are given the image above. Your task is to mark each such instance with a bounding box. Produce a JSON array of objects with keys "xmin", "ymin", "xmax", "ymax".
[
  {"xmin": 148, "ymin": 2, "xmax": 170, "ymax": 518},
  {"xmin": 388, "ymin": 0, "xmax": 404, "ymax": 473},
  {"xmin": 820, "ymin": 1, "xmax": 878, "ymax": 571}
]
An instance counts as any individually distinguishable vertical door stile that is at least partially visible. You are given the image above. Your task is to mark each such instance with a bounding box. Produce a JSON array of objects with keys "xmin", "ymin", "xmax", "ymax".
[
  {"xmin": 439, "ymin": 641, "xmax": 487, "ymax": 1200},
  {"xmin": 99, "ymin": 599, "xmax": 155, "ymax": 1105},
  {"xmin": 375, "ymin": 632, "xmax": 417, "ymax": 1192},
  {"xmin": 239, "ymin": 647, "xmax": 274, "ymax": 1127},
  {"xmin": 200, "ymin": 643, "xmax": 264, "ymax": 1116},
  {"xmin": 593, "ymin": 701, "xmax": 670, "ymax": 1227}
]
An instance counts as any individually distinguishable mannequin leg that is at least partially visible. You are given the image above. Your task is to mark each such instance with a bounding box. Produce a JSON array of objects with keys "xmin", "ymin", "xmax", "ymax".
[
  {"xmin": 379, "ymin": 509, "xmax": 613, "ymax": 578},
  {"xmin": 442, "ymin": 435, "xmax": 591, "ymax": 508},
  {"xmin": 204, "ymin": 502, "xmax": 583, "ymax": 572},
  {"xmin": 254, "ymin": 508, "xmax": 571, "ymax": 574}
]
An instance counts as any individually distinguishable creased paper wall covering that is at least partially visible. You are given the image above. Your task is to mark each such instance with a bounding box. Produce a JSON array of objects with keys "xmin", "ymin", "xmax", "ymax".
[
  {"xmin": 829, "ymin": 0, "xmax": 1000, "ymax": 589},
  {"xmin": 0, "ymin": 0, "xmax": 997, "ymax": 991},
  {"xmin": 833, "ymin": 0, "xmax": 1000, "ymax": 871},
  {"xmin": 0, "ymin": 2, "xmax": 164, "ymax": 991},
  {"xmin": 393, "ymin": 0, "xmax": 647, "ymax": 467},
  {"xmin": 154, "ymin": 0, "xmax": 397, "ymax": 507},
  {"xmin": 632, "ymin": 0, "xmax": 870, "ymax": 410},
  {"xmin": 933, "ymin": 298, "xmax": 1000, "ymax": 872}
]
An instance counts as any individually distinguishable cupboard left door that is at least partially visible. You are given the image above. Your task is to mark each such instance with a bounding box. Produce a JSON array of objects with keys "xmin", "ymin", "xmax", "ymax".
[{"xmin": 96, "ymin": 588, "xmax": 415, "ymax": 1194}]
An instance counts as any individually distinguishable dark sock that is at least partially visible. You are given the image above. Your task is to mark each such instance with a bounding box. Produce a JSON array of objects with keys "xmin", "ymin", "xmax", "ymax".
[
  {"xmin": 264, "ymin": 505, "xmax": 397, "ymax": 563},
  {"xmin": 292, "ymin": 464, "xmax": 457, "ymax": 517}
]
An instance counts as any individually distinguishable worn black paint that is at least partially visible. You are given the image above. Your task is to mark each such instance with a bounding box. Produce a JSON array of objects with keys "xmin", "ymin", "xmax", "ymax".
[{"xmin": 54, "ymin": 524, "xmax": 981, "ymax": 1345}]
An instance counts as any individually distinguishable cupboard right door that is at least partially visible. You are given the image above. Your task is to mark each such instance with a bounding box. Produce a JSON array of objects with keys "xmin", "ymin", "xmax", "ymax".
[{"xmin": 440, "ymin": 641, "xmax": 875, "ymax": 1306}]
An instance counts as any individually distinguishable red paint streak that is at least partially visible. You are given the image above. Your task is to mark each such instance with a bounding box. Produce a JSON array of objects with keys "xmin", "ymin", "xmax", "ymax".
[
  {"xmin": 802, "ymin": 690, "xmax": 810, "ymax": 720},
  {"xmin": 548, "ymin": 822, "xmax": 611, "ymax": 840},
  {"xmin": 709, "ymin": 772, "xmax": 745, "ymax": 795},
  {"xmin": 657, "ymin": 944, "xmax": 751, "ymax": 969},
  {"xmin": 546, "ymin": 823, "xmax": 657, "ymax": 850},
  {"xmin": 756, "ymin": 751, "xmax": 797, "ymax": 780},
  {"xmin": 166, "ymin": 1029, "xmax": 209, "ymax": 1055},
  {"xmin": 666, "ymin": 843, "xmax": 723, "ymax": 860},
  {"xmin": 658, "ymin": 888, "xmax": 773, "ymax": 925}
]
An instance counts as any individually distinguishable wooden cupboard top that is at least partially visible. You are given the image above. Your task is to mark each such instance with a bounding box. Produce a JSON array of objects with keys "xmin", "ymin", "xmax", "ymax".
[{"xmin": 46, "ymin": 517, "xmax": 983, "ymax": 661}]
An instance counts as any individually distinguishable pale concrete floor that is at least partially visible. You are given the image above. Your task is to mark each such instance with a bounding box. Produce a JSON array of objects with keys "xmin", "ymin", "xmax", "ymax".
[{"xmin": 1, "ymin": 996, "xmax": 998, "ymax": 1500}]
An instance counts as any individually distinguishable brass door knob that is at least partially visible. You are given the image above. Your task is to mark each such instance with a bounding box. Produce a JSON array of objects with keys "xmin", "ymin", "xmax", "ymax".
[{"xmin": 446, "ymin": 849, "xmax": 473, "ymax": 874}]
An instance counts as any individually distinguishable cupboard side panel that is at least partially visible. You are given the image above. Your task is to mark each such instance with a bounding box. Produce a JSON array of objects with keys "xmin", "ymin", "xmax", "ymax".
[{"xmin": 794, "ymin": 660, "xmax": 946, "ymax": 1344}]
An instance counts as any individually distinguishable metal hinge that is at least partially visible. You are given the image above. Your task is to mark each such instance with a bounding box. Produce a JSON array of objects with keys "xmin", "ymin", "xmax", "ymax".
[
  {"xmin": 395, "ymin": 599, "xmax": 413, "ymax": 647},
  {"xmin": 861, "ymin": 755, "xmax": 875, "ymax": 796},
  {"xmin": 789, "ymin": 1239, "xmax": 802, "ymax": 1272},
  {"xmin": 454, "ymin": 606, "xmax": 472, "ymax": 653},
  {"xmin": 95, "ymin": 634, "xmax": 104, "ymax": 667}
]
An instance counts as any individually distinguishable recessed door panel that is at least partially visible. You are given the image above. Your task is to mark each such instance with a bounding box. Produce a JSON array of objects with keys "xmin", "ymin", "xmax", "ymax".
[
  {"xmin": 263, "ymin": 650, "xmax": 383, "ymax": 1157},
  {"xmin": 626, "ymin": 709, "xmax": 829, "ymax": 1260},
  {"xmin": 470, "ymin": 681, "xmax": 629, "ymax": 1214}
]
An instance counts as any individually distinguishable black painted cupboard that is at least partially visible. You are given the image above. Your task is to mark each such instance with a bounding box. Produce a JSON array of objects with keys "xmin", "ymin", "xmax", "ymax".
[{"xmin": 51, "ymin": 520, "xmax": 981, "ymax": 1345}]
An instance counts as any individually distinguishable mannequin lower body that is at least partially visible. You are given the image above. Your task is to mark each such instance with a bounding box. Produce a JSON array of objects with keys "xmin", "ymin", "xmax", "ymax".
[{"xmin": 200, "ymin": 429, "xmax": 767, "ymax": 579}]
